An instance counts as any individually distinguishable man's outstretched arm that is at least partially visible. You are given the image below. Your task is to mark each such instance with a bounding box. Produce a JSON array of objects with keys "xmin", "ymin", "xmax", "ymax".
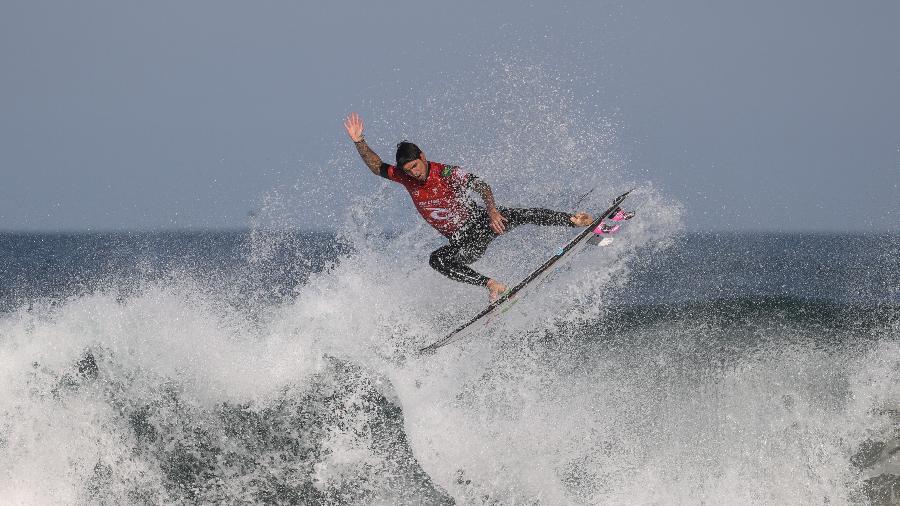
[{"xmin": 344, "ymin": 112, "xmax": 384, "ymax": 175}]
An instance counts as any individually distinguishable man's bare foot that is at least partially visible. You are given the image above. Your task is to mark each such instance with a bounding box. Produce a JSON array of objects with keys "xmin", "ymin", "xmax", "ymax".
[
  {"xmin": 570, "ymin": 211, "xmax": 593, "ymax": 227},
  {"xmin": 486, "ymin": 279, "xmax": 508, "ymax": 302}
]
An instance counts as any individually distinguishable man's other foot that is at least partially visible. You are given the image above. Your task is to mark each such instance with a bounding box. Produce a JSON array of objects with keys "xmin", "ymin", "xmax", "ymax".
[
  {"xmin": 486, "ymin": 279, "xmax": 508, "ymax": 302},
  {"xmin": 570, "ymin": 211, "xmax": 593, "ymax": 227}
]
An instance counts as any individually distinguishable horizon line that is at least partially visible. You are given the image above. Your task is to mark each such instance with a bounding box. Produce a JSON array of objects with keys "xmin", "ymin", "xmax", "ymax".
[{"xmin": 0, "ymin": 227, "xmax": 897, "ymax": 236}]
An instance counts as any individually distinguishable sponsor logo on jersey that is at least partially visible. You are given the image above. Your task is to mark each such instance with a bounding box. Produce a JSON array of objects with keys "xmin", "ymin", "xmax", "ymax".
[{"xmin": 425, "ymin": 207, "xmax": 451, "ymax": 221}]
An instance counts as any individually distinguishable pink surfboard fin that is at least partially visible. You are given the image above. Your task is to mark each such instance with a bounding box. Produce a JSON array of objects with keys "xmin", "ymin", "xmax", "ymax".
[
  {"xmin": 610, "ymin": 208, "xmax": 635, "ymax": 222},
  {"xmin": 593, "ymin": 222, "xmax": 620, "ymax": 235}
]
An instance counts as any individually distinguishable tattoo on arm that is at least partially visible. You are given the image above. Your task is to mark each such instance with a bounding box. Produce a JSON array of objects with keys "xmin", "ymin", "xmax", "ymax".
[
  {"xmin": 354, "ymin": 140, "xmax": 384, "ymax": 175},
  {"xmin": 470, "ymin": 177, "xmax": 498, "ymax": 210}
]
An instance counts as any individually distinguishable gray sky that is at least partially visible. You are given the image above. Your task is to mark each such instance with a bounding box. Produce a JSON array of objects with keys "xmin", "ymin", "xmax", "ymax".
[{"xmin": 1, "ymin": 0, "xmax": 898, "ymax": 232}]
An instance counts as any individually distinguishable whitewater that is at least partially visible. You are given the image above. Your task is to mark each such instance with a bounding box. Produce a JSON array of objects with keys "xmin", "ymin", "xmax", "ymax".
[{"xmin": 1, "ymin": 63, "xmax": 899, "ymax": 505}]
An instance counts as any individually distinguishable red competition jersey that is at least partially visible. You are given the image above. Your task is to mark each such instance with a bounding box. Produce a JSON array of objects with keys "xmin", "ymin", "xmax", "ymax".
[{"xmin": 379, "ymin": 161, "xmax": 476, "ymax": 236}]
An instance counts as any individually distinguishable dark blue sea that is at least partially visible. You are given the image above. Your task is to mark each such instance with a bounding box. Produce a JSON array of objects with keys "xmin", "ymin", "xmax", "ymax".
[{"xmin": 1, "ymin": 229, "xmax": 898, "ymax": 504}]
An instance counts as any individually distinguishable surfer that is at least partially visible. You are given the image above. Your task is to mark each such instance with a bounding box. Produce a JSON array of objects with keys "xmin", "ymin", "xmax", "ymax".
[{"xmin": 344, "ymin": 112, "xmax": 596, "ymax": 302}]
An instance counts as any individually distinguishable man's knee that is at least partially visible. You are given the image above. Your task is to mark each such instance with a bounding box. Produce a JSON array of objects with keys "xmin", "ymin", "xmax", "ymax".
[
  {"xmin": 428, "ymin": 251, "xmax": 441, "ymax": 270},
  {"xmin": 429, "ymin": 247, "xmax": 452, "ymax": 271}
]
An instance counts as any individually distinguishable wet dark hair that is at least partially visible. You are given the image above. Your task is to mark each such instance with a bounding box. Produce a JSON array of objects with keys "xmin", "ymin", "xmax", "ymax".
[{"xmin": 395, "ymin": 141, "xmax": 422, "ymax": 169}]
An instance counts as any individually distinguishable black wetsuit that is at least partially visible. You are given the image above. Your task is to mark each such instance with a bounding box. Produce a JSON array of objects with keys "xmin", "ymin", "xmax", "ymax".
[
  {"xmin": 373, "ymin": 159, "xmax": 576, "ymax": 286},
  {"xmin": 429, "ymin": 206, "xmax": 575, "ymax": 286}
]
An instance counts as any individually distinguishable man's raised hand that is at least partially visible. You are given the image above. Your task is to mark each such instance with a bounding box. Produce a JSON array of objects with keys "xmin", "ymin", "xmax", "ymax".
[
  {"xmin": 344, "ymin": 112, "xmax": 364, "ymax": 142},
  {"xmin": 346, "ymin": 112, "xmax": 383, "ymax": 175}
]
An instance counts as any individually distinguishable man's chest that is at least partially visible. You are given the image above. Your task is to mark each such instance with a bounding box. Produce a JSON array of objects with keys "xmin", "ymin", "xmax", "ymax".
[{"xmin": 408, "ymin": 180, "xmax": 456, "ymax": 204}]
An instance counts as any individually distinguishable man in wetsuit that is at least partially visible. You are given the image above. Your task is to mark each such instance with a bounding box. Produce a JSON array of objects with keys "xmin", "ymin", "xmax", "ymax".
[{"xmin": 344, "ymin": 112, "xmax": 595, "ymax": 302}]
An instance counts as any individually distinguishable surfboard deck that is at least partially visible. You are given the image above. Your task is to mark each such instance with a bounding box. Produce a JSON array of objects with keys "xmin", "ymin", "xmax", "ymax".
[{"xmin": 419, "ymin": 189, "xmax": 634, "ymax": 353}]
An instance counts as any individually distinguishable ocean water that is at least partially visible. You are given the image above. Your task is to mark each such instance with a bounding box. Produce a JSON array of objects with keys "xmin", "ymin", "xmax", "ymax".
[
  {"xmin": 2, "ymin": 58, "xmax": 899, "ymax": 505},
  {"xmin": 1, "ymin": 226, "xmax": 898, "ymax": 505}
]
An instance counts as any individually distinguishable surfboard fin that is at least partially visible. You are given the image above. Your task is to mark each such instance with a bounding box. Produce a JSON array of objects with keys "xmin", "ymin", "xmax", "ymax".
[
  {"xmin": 593, "ymin": 222, "xmax": 620, "ymax": 235},
  {"xmin": 610, "ymin": 208, "xmax": 635, "ymax": 222}
]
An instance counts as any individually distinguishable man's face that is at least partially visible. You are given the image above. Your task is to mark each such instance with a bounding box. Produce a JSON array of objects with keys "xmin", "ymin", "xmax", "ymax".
[{"xmin": 401, "ymin": 153, "xmax": 428, "ymax": 181}]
